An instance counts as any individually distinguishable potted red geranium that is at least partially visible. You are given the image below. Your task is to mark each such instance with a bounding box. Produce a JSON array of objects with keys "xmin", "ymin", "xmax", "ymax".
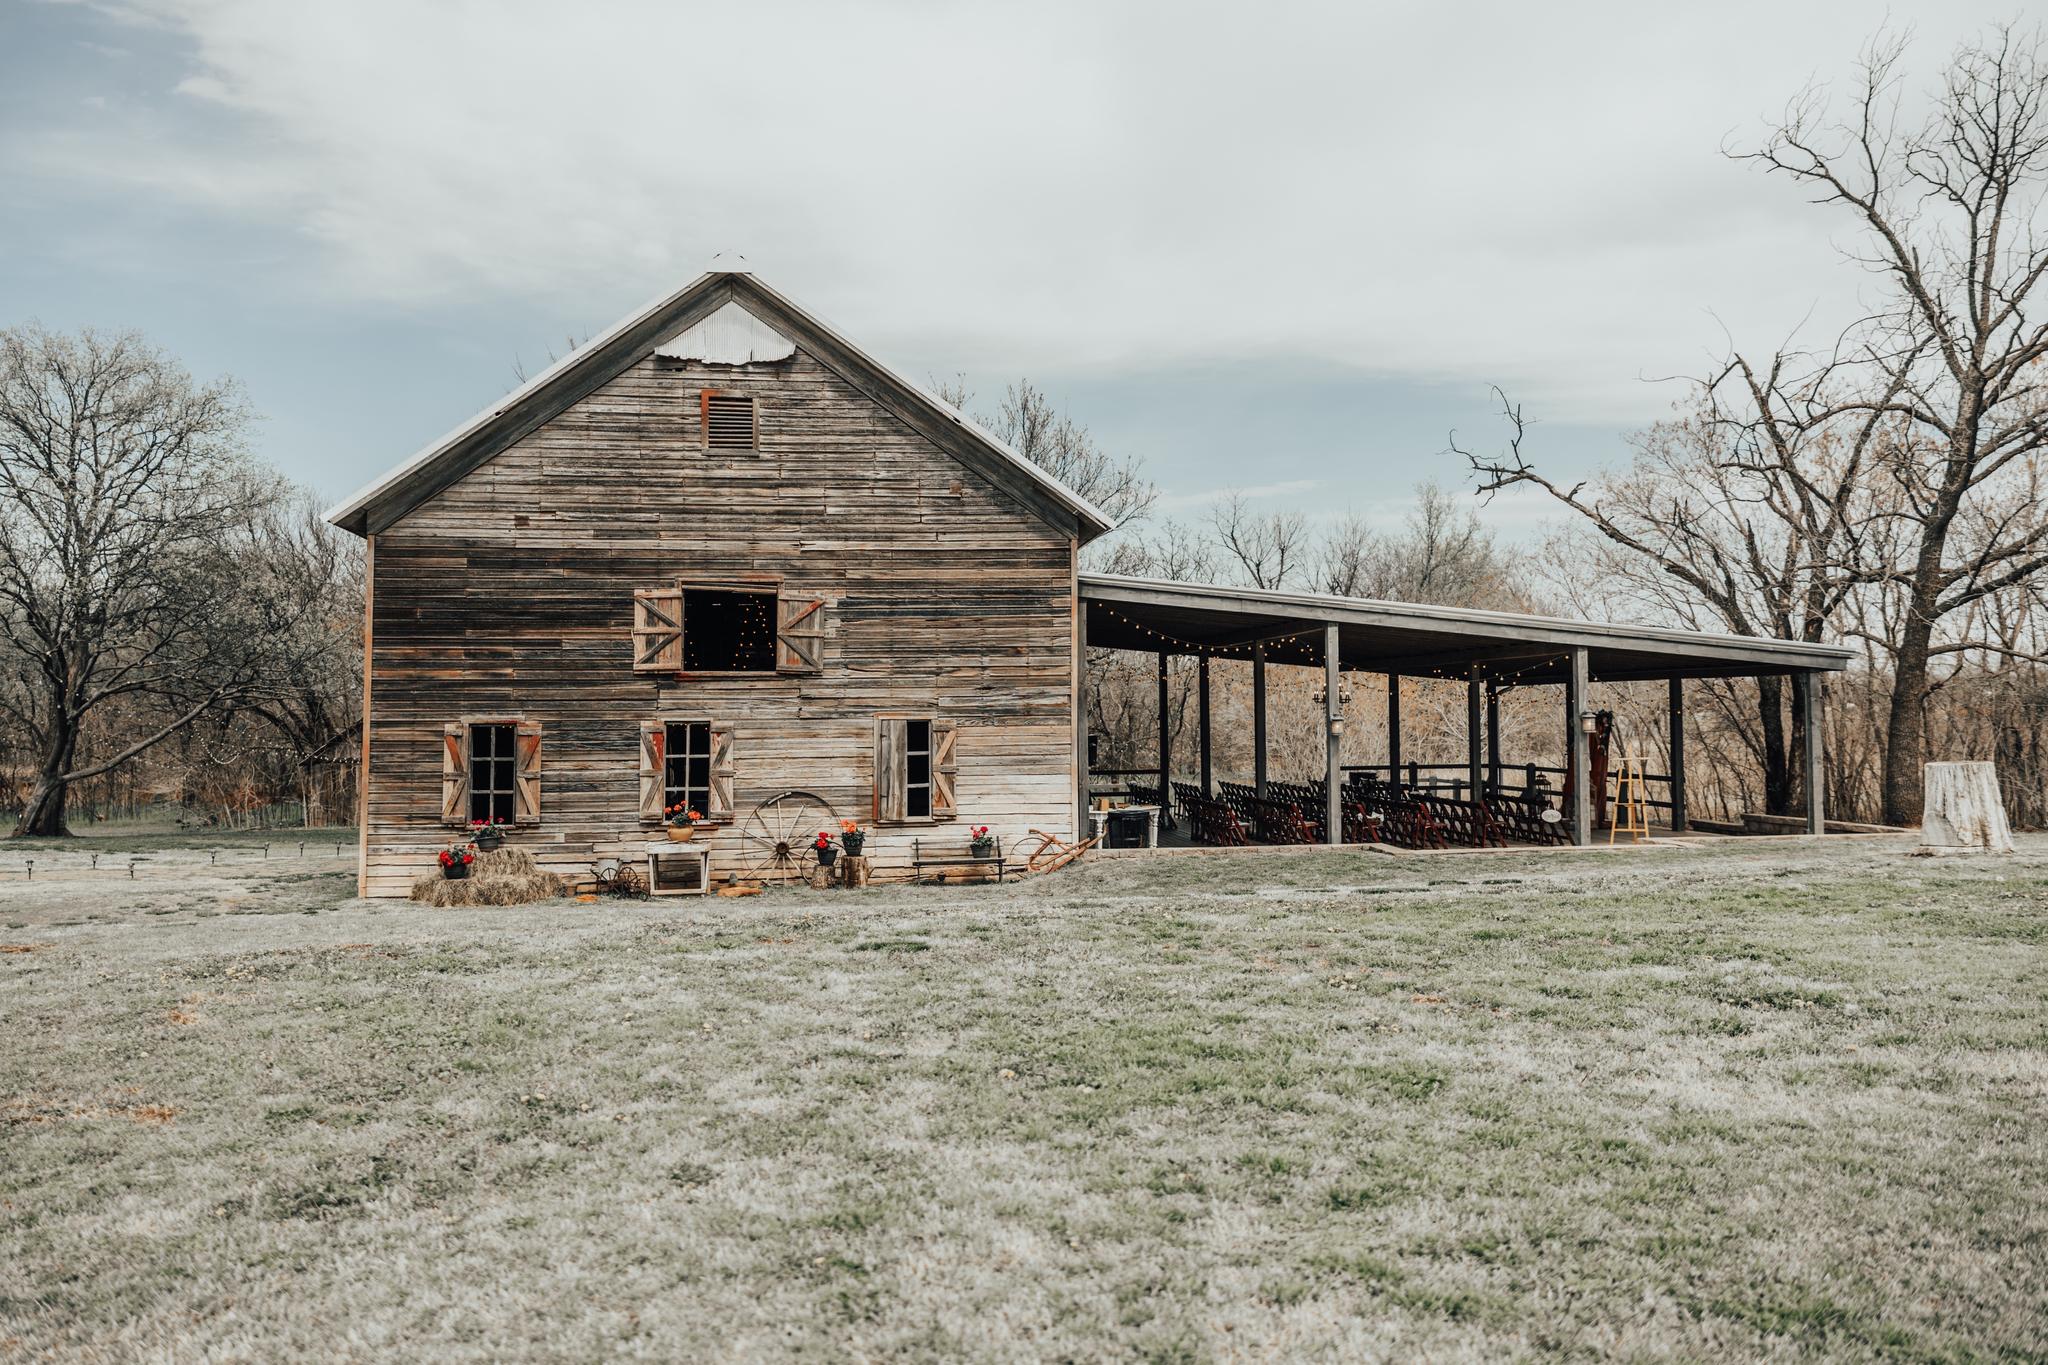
[
  {"xmin": 438, "ymin": 845, "xmax": 475, "ymax": 880},
  {"xmin": 664, "ymin": 803, "xmax": 704, "ymax": 842},
  {"xmin": 470, "ymin": 817, "xmax": 507, "ymax": 852},
  {"xmin": 814, "ymin": 831, "xmax": 838, "ymax": 869},
  {"xmin": 969, "ymin": 825, "xmax": 994, "ymax": 858}
]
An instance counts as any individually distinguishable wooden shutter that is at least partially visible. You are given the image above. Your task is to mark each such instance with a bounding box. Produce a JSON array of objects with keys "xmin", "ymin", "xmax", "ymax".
[
  {"xmin": 639, "ymin": 721, "xmax": 665, "ymax": 823},
  {"xmin": 873, "ymin": 719, "xmax": 907, "ymax": 824},
  {"xmin": 931, "ymin": 719, "xmax": 958, "ymax": 820},
  {"xmin": 632, "ymin": 588, "xmax": 684, "ymax": 672},
  {"xmin": 440, "ymin": 723, "xmax": 470, "ymax": 827},
  {"xmin": 513, "ymin": 720, "xmax": 542, "ymax": 825},
  {"xmin": 775, "ymin": 596, "xmax": 824, "ymax": 673},
  {"xmin": 707, "ymin": 721, "xmax": 735, "ymax": 821}
]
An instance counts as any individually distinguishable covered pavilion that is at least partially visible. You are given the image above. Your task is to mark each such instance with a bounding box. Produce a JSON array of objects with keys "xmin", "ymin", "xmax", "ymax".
[{"xmin": 1076, "ymin": 575, "xmax": 1854, "ymax": 847}]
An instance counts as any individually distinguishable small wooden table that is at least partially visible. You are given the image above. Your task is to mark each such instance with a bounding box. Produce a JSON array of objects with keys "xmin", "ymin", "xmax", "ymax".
[
  {"xmin": 645, "ymin": 841, "xmax": 712, "ymax": 897},
  {"xmin": 1090, "ymin": 805, "xmax": 1161, "ymax": 849}
]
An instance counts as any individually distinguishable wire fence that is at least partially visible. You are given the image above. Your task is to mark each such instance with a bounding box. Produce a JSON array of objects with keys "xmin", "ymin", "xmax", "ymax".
[{"xmin": 0, "ymin": 839, "xmax": 357, "ymax": 883}]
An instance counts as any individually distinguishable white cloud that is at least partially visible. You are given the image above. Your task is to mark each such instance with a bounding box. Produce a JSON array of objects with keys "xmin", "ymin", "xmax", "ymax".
[{"xmin": 12, "ymin": 0, "xmax": 2023, "ymax": 426}]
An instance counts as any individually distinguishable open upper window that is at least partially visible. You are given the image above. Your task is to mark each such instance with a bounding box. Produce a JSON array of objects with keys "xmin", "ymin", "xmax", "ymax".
[
  {"xmin": 701, "ymin": 390, "xmax": 757, "ymax": 451},
  {"xmin": 632, "ymin": 584, "xmax": 822, "ymax": 675},
  {"xmin": 684, "ymin": 588, "xmax": 775, "ymax": 672}
]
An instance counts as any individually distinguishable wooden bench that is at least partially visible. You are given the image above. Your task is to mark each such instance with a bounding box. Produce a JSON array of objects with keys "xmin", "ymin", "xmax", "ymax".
[{"xmin": 911, "ymin": 835, "xmax": 1007, "ymax": 883}]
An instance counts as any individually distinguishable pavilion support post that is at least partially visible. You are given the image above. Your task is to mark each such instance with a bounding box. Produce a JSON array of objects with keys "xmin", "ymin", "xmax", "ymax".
[
  {"xmin": 1324, "ymin": 624, "xmax": 1343, "ymax": 845},
  {"xmin": 1466, "ymin": 669, "xmax": 1483, "ymax": 802},
  {"xmin": 1796, "ymin": 670, "xmax": 1824, "ymax": 835},
  {"xmin": 1667, "ymin": 677, "xmax": 1687, "ymax": 834},
  {"xmin": 1197, "ymin": 654, "xmax": 1213, "ymax": 798},
  {"xmin": 1486, "ymin": 679, "xmax": 1502, "ymax": 799},
  {"xmin": 1252, "ymin": 643, "xmax": 1268, "ymax": 797},
  {"xmin": 1075, "ymin": 599, "xmax": 1089, "ymax": 838},
  {"xmin": 1387, "ymin": 674, "xmax": 1402, "ymax": 789},
  {"xmin": 1567, "ymin": 646, "xmax": 1591, "ymax": 846},
  {"xmin": 1156, "ymin": 650, "xmax": 1172, "ymax": 808}
]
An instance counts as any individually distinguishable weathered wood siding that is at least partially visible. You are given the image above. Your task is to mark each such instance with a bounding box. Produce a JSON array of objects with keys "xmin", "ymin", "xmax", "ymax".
[{"xmin": 361, "ymin": 345, "xmax": 1078, "ymax": 895}]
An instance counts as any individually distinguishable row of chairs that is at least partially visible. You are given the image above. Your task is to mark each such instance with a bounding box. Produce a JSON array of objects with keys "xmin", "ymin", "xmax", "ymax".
[{"xmin": 1124, "ymin": 775, "xmax": 1571, "ymax": 851}]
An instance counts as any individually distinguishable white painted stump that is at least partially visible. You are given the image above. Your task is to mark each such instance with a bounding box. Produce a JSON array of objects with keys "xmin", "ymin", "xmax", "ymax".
[{"xmin": 1919, "ymin": 762, "xmax": 2015, "ymax": 853}]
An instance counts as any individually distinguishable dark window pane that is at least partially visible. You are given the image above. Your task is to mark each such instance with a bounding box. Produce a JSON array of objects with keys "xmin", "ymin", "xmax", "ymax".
[
  {"xmin": 907, "ymin": 753, "xmax": 930, "ymax": 785},
  {"xmin": 681, "ymin": 590, "xmax": 776, "ymax": 671},
  {"xmin": 907, "ymin": 786, "xmax": 929, "ymax": 818}
]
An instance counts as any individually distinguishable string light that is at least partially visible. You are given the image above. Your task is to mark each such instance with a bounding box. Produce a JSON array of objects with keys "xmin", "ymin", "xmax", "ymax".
[{"xmin": 1091, "ymin": 604, "xmax": 1577, "ymax": 685}]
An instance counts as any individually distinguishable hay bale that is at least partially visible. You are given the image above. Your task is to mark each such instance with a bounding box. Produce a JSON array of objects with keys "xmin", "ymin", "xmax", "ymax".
[{"xmin": 409, "ymin": 846, "xmax": 567, "ymax": 907}]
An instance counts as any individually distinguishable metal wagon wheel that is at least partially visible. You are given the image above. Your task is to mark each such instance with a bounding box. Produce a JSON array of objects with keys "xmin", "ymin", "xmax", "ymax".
[{"xmin": 738, "ymin": 790, "xmax": 837, "ymax": 886}]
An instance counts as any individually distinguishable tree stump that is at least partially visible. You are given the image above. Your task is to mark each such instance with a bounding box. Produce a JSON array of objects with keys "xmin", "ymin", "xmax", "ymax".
[
  {"xmin": 839, "ymin": 855, "xmax": 871, "ymax": 888},
  {"xmin": 1920, "ymin": 762, "xmax": 2014, "ymax": 853}
]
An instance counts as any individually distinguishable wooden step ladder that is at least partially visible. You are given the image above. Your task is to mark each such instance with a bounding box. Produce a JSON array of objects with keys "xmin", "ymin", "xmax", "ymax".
[{"xmin": 1610, "ymin": 752, "xmax": 1651, "ymax": 844}]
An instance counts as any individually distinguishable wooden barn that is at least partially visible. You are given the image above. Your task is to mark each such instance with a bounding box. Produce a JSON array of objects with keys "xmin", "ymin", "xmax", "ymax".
[
  {"xmin": 332, "ymin": 263, "xmax": 1852, "ymax": 896},
  {"xmin": 329, "ymin": 266, "xmax": 1108, "ymax": 896}
]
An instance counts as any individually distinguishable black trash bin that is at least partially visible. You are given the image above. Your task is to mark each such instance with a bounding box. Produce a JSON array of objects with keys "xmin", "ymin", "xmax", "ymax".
[{"xmin": 1104, "ymin": 809, "xmax": 1149, "ymax": 849}]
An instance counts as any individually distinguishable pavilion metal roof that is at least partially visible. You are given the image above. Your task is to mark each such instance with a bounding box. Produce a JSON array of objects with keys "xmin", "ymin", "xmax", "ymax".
[{"xmin": 1079, "ymin": 575, "xmax": 1853, "ymax": 682}]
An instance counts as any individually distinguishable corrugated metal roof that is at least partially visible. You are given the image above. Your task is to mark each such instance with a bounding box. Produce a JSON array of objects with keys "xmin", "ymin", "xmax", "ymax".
[{"xmin": 1081, "ymin": 574, "xmax": 1854, "ymax": 676}]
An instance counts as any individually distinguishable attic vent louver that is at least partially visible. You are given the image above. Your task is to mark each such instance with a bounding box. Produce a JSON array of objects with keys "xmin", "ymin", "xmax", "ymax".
[{"xmin": 702, "ymin": 392, "xmax": 756, "ymax": 451}]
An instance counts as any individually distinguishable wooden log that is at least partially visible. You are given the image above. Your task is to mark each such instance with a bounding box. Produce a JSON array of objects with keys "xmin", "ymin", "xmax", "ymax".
[
  {"xmin": 1919, "ymin": 762, "xmax": 2014, "ymax": 853},
  {"xmin": 840, "ymin": 854, "xmax": 871, "ymax": 888}
]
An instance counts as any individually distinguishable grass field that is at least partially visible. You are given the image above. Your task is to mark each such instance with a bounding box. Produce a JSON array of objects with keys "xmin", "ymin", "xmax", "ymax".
[{"xmin": 2, "ymin": 834, "xmax": 2043, "ymax": 1361}]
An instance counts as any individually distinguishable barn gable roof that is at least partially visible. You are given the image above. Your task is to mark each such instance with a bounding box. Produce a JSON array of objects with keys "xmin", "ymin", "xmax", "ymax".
[{"xmin": 325, "ymin": 268, "xmax": 1114, "ymax": 541}]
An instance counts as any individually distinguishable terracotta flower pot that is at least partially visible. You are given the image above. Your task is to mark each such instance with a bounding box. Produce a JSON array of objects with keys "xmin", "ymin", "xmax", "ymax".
[{"xmin": 666, "ymin": 825, "xmax": 696, "ymax": 843}]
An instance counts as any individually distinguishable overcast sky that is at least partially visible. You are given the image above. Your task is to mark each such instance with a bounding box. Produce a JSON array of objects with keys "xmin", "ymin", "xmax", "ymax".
[{"xmin": 0, "ymin": 0, "xmax": 2021, "ymax": 537}]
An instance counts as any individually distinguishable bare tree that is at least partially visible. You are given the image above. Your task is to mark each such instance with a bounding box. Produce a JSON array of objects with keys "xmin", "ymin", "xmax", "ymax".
[
  {"xmin": 1457, "ymin": 395, "xmax": 1867, "ymax": 812},
  {"xmin": 935, "ymin": 377, "xmax": 1157, "ymax": 544},
  {"xmin": 0, "ymin": 326, "xmax": 328, "ymax": 836},
  {"xmin": 234, "ymin": 493, "xmax": 365, "ymax": 769},
  {"xmin": 1208, "ymin": 492, "xmax": 1310, "ymax": 589},
  {"xmin": 1737, "ymin": 26, "xmax": 2048, "ymax": 821},
  {"xmin": 1462, "ymin": 26, "xmax": 2048, "ymax": 822}
]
